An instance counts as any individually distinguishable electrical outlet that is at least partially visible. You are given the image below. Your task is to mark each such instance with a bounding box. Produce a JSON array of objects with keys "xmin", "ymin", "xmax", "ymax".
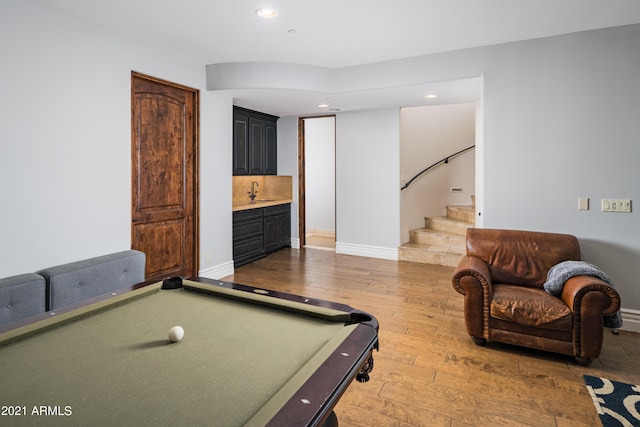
[{"xmin": 601, "ymin": 199, "xmax": 632, "ymax": 213}]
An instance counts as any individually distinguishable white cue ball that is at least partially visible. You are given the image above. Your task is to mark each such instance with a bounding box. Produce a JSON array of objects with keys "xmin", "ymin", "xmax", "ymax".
[{"xmin": 168, "ymin": 326, "xmax": 184, "ymax": 343}]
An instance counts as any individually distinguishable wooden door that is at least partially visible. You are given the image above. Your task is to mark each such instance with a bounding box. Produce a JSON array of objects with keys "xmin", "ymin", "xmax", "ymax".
[{"xmin": 131, "ymin": 73, "xmax": 199, "ymax": 281}]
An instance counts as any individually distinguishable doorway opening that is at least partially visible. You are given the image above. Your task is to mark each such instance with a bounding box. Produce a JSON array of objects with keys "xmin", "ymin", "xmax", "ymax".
[{"xmin": 298, "ymin": 116, "xmax": 336, "ymax": 250}]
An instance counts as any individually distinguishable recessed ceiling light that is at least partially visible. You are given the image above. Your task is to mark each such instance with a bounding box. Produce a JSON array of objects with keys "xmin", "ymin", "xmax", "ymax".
[
  {"xmin": 256, "ymin": 8, "xmax": 277, "ymax": 18},
  {"xmin": 424, "ymin": 94, "xmax": 438, "ymax": 99},
  {"xmin": 318, "ymin": 104, "xmax": 329, "ymax": 108}
]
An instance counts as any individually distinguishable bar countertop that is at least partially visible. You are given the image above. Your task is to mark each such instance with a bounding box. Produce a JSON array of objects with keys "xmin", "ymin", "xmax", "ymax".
[{"xmin": 232, "ymin": 198, "xmax": 293, "ymax": 212}]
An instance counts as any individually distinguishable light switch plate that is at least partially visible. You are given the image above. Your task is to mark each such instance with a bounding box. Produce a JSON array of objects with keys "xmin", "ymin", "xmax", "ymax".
[
  {"xmin": 602, "ymin": 199, "xmax": 632, "ymax": 213},
  {"xmin": 578, "ymin": 198, "xmax": 589, "ymax": 210}
]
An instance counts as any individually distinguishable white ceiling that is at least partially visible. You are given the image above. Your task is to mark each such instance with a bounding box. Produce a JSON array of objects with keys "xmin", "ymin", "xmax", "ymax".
[{"xmin": 34, "ymin": 0, "xmax": 640, "ymax": 116}]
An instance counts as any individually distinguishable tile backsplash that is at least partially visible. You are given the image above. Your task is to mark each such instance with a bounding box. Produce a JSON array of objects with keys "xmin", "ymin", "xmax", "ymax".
[{"xmin": 232, "ymin": 176, "xmax": 293, "ymax": 205}]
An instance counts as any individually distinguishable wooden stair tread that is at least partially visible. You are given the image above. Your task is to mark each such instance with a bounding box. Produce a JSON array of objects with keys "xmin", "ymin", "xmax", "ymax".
[
  {"xmin": 409, "ymin": 227, "xmax": 467, "ymax": 236},
  {"xmin": 427, "ymin": 215, "xmax": 473, "ymax": 224},
  {"xmin": 408, "ymin": 228, "xmax": 465, "ymax": 246},
  {"xmin": 398, "ymin": 243, "xmax": 464, "ymax": 267},
  {"xmin": 399, "ymin": 198, "xmax": 474, "ymax": 267},
  {"xmin": 447, "ymin": 204, "xmax": 475, "ymax": 211},
  {"xmin": 400, "ymin": 241, "xmax": 466, "ymax": 255}
]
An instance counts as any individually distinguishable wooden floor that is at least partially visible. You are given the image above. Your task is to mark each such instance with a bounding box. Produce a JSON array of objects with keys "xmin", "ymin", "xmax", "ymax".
[{"xmin": 223, "ymin": 248, "xmax": 640, "ymax": 427}]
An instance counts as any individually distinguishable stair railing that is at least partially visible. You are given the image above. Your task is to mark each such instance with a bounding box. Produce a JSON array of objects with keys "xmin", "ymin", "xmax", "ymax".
[{"xmin": 400, "ymin": 144, "xmax": 475, "ymax": 191}]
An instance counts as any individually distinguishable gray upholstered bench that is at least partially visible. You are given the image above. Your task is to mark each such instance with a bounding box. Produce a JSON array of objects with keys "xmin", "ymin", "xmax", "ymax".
[
  {"xmin": 38, "ymin": 250, "xmax": 146, "ymax": 310},
  {"xmin": 0, "ymin": 273, "xmax": 47, "ymax": 326}
]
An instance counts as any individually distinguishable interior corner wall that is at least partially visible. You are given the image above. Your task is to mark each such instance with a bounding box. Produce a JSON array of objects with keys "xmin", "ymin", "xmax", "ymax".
[{"xmin": 0, "ymin": 0, "xmax": 233, "ymax": 277}]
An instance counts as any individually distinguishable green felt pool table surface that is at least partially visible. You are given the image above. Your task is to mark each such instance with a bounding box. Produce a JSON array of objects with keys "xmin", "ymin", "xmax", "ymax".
[{"xmin": 0, "ymin": 278, "xmax": 378, "ymax": 426}]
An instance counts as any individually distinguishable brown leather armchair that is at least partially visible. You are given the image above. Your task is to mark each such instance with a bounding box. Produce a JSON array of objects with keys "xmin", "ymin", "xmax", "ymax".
[{"xmin": 452, "ymin": 228, "xmax": 621, "ymax": 365}]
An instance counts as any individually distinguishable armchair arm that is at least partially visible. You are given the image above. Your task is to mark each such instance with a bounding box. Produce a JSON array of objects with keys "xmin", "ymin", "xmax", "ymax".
[
  {"xmin": 452, "ymin": 255, "xmax": 492, "ymax": 296},
  {"xmin": 560, "ymin": 276, "xmax": 621, "ymax": 316},
  {"xmin": 452, "ymin": 256, "xmax": 493, "ymax": 340},
  {"xmin": 560, "ymin": 275, "xmax": 622, "ymax": 360}
]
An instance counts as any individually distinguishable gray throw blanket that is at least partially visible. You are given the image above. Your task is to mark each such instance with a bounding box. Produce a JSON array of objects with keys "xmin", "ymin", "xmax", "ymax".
[{"xmin": 543, "ymin": 260, "xmax": 622, "ymax": 329}]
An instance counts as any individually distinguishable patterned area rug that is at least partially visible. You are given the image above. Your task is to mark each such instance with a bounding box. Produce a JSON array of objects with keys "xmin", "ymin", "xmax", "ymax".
[{"xmin": 584, "ymin": 375, "xmax": 640, "ymax": 426}]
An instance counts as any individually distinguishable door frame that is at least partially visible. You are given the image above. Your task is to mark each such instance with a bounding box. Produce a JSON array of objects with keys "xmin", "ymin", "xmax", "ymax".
[
  {"xmin": 297, "ymin": 115, "xmax": 336, "ymax": 248},
  {"xmin": 130, "ymin": 71, "xmax": 200, "ymax": 278}
]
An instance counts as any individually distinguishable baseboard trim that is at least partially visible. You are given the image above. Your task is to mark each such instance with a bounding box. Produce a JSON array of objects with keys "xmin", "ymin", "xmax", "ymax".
[
  {"xmin": 306, "ymin": 229, "xmax": 335, "ymax": 237},
  {"xmin": 198, "ymin": 261, "xmax": 234, "ymax": 280},
  {"xmin": 619, "ymin": 308, "xmax": 640, "ymax": 333},
  {"xmin": 335, "ymin": 242, "xmax": 398, "ymax": 261},
  {"xmin": 290, "ymin": 237, "xmax": 301, "ymax": 249}
]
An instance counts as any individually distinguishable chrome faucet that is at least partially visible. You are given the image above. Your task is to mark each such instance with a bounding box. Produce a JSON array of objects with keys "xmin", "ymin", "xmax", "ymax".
[{"xmin": 248, "ymin": 181, "xmax": 259, "ymax": 201}]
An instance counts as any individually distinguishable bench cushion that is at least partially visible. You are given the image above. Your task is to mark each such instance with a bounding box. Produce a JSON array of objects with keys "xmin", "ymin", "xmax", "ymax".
[
  {"xmin": 0, "ymin": 273, "xmax": 46, "ymax": 326},
  {"xmin": 39, "ymin": 250, "xmax": 146, "ymax": 310}
]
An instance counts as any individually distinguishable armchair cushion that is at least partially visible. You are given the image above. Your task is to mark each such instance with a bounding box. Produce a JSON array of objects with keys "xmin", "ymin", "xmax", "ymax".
[{"xmin": 491, "ymin": 284, "xmax": 571, "ymax": 329}]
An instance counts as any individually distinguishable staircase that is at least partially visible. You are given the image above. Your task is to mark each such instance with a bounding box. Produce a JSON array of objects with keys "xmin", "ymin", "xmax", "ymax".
[{"xmin": 399, "ymin": 197, "xmax": 475, "ymax": 267}]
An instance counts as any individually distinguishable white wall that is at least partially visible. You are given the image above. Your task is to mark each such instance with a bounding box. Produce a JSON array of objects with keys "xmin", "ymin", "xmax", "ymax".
[
  {"xmin": 0, "ymin": 0, "xmax": 233, "ymax": 277},
  {"xmin": 199, "ymin": 93, "xmax": 234, "ymax": 277},
  {"xmin": 275, "ymin": 116, "xmax": 299, "ymax": 247},
  {"xmin": 335, "ymin": 109, "xmax": 401, "ymax": 259},
  {"xmin": 400, "ymin": 104, "xmax": 476, "ymax": 242},
  {"xmin": 304, "ymin": 117, "xmax": 335, "ymax": 233},
  {"xmin": 278, "ymin": 110, "xmax": 401, "ymax": 258},
  {"xmin": 477, "ymin": 27, "xmax": 640, "ymax": 324}
]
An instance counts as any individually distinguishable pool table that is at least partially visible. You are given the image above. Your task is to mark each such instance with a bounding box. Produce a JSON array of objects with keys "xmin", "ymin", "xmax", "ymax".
[{"xmin": 0, "ymin": 277, "xmax": 378, "ymax": 426}]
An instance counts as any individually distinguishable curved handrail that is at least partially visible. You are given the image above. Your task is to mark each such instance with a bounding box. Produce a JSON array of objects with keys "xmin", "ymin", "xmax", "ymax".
[{"xmin": 401, "ymin": 144, "xmax": 475, "ymax": 191}]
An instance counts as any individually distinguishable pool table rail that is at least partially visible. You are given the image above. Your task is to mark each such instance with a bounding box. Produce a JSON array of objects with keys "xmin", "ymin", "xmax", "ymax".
[
  {"xmin": 191, "ymin": 276, "xmax": 380, "ymax": 331},
  {"xmin": 264, "ymin": 322, "xmax": 378, "ymax": 427}
]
